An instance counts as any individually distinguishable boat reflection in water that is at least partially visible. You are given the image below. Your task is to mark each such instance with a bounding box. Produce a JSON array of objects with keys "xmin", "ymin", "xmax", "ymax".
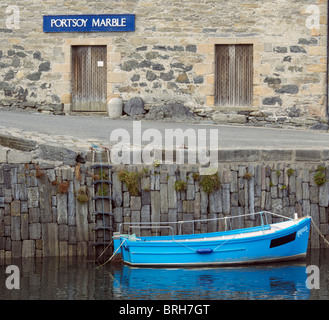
[{"xmin": 112, "ymin": 262, "xmax": 310, "ymax": 300}]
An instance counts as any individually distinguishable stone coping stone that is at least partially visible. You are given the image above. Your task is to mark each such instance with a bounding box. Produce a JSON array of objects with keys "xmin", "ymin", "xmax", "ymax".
[
  {"xmin": 85, "ymin": 148, "xmax": 328, "ymax": 164},
  {"xmin": 0, "ymin": 133, "xmax": 37, "ymax": 152},
  {"xmin": 0, "ymin": 128, "xmax": 328, "ymax": 165}
]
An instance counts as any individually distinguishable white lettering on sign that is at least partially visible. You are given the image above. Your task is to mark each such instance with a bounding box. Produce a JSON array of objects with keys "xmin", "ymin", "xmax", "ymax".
[
  {"xmin": 51, "ymin": 18, "xmax": 88, "ymax": 28},
  {"xmin": 92, "ymin": 18, "xmax": 127, "ymax": 28}
]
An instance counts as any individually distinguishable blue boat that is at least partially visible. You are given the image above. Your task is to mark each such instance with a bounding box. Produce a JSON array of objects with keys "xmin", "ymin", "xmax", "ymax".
[{"xmin": 113, "ymin": 212, "xmax": 311, "ymax": 267}]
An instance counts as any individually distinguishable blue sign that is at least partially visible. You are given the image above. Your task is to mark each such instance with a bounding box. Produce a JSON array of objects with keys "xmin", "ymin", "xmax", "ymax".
[{"xmin": 43, "ymin": 14, "xmax": 135, "ymax": 33}]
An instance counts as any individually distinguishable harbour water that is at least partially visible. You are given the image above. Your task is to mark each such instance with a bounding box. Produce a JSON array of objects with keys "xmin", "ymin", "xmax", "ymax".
[{"xmin": 0, "ymin": 249, "xmax": 328, "ymax": 300}]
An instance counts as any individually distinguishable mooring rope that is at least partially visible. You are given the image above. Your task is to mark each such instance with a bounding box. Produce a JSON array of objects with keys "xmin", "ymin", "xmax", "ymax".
[
  {"xmin": 311, "ymin": 218, "xmax": 329, "ymax": 247},
  {"xmin": 96, "ymin": 239, "xmax": 127, "ymax": 268},
  {"xmin": 96, "ymin": 239, "xmax": 113, "ymax": 262},
  {"xmin": 172, "ymin": 239, "xmax": 197, "ymax": 252},
  {"xmin": 213, "ymin": 235, "xmax": 236, "ymax": 252}
]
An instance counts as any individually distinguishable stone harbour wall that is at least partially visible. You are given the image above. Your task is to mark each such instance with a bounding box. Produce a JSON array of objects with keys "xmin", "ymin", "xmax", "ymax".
[
  {"xmin": 1, "ymin": 149, "xmax": 329, "ymax": 260},
  {"xmin": 0, "ymin": 0, "xmax": 328, "ymax": 128}
]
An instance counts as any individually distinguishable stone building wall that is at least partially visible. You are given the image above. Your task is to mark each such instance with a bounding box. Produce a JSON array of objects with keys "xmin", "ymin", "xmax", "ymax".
[
  {"xmin": 1, "ymin": 148, "xmax": 329, "ymax": 260},
  {"xmin": 0, "ymin": 0, "xmax": 328, "ymax": 127}
]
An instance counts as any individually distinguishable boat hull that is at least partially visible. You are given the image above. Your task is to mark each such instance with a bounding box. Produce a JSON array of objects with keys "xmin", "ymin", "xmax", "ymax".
[{"xmin": 116, "ymin": 217, "xmax": 311, "ymax": 267}]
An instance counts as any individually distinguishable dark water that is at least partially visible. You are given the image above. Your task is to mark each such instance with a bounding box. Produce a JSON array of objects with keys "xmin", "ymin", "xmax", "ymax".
[{"xmin": 0, "ymin": 249, "xmax": 328, "ymax": 300}]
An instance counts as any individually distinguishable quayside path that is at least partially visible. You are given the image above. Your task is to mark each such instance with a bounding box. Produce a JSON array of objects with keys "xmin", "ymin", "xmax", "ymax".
[{"xmin": 0, "ymin": 110, "xmax": 329, "ymax": 155}]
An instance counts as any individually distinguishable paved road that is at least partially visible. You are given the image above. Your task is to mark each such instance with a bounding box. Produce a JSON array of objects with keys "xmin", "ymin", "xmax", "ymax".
[{"xmin": 1, "ymin": 109, "xmax": 329, "ymax": 149}]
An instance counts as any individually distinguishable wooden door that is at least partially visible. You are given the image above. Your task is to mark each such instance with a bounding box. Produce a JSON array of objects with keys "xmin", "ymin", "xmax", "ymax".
[
  {"xmin": 72, "ymin": 46, "xmax": 107, "ymax": 112},
  {"xmin": 215, "ymin": 44, "xmax": 253, "ymax": 107}
]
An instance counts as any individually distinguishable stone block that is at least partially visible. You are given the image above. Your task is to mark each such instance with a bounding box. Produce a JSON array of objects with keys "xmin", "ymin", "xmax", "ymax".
[
  {"xmin": 131, "ymin": 211, "xmax": 141, "ymax": 226},
  {"xmin": 230, "ymin": 171, "xmax": 238, "ymax": 193},
  {"xmin": 320, "ymin": 224, "xmax": 329, "ymax": 236},
  {"xmin": 296, "ymin": 178, "xmax": 303, "ymax": 203},
  {"xmin": 38, "ymin": 145, "xmax": 77, "ymax": 166},
  {"xmin": 123, "ymin": 192, "xmax": 130, "ymax": 207},
  {"xmin": 218, "ymin": 149, "xmax": 260, "ymax": 162},
  {"xmin": 12, "ymin": 183, "xmax": 27, "ymax": 201},
  {"xmin": 67, "ymin": 181, "xmax": 75, "ymax": 226},
  {"xmin": 322, "ymin": 150, "xmax": 329, "ymax": 161},
  {"xmin": 319, "ymin": 181, "xmax": 329, "ymax": 207},
  {"xmin": 22, "ymin": 240, "xmax": 35, "ymax": 258},
  {"xmin": 160, "ymin": 184, "xmax": 168, "ymax": 214},
  {"xmin": 141, "ymin": 205, "xmax": 150, "ymax": 223},
  {"xmin": 21, "ymin": 214, "xmax": 29, "ymax": 240},
  {"xmin": 320, "ymin": 207, "xmax": 328, "ymax": 224},
  {"xmin": 112, "ymin": 172, "xmax": 123, "ymax": 207},
  {"xmin": 231, "ymin": 207, "xmax": 245, "ymax": 230},
  {"xmin": 151, "ymin": 191, "xmax": 160, "ymax": 223},
  {"xmin": 58, "ymin": 224, "xmax": 68, "ymax": 241},
  {"xmin": 11, "ymin": 200, "xmax": 20, "ymax": 216},
  {"xmin": 310, "ymin": 204, "xmax": 320, "ymax": 248},
  {"xmin": 200, "ymin": 190, "xmax": 208, "ymax": 214},
  {"xmin": 77, "ymin": 242, "xmax": 87, "ymax": 256},
  {"xmin": 212, "ymin": 113, "xmax": 246, "ymax": 124},
  {"xmin": 231, "ymin": 192, "xmax": 239, "ymax": 207},
  {"xmin": 0, "ymin": 134, "xmax": 36, "ymax": 152},
  {"xmin": 76, "ymin": 201, "xmax": 88, "ymax": 242},
  {"xmin": 123, "ymin": 208, "xmax": 130, "ymax": 217},
  {"xmin": 183, "ymin": 201, "xmax": 194, "ymax": 213},
  {"xmin": 168, "ymin": 208, "xmax": 177, "ymax": 223},
  {"xmin": 181, "ymin": 213, "xmax": 194, "ymax": 234},
  {"xmin": 27, "ymin": 187, "xmax": 39, "ymax": 208},
  {"xmin": 248, "ymin": 178, "xmax": 255, "ymax": 217},
  {"xmin": 295, "ymin": 150, "xmax": 321, "ymax": 161},
  {"xmin": 194, "ymin": 63, "xmax": 213, "ymax": 75},
  {"xmin": 271, "ymin": 198, "xmax": 283, "ymax": 214},
  {"xmin": 167, "ymin": 176, "xmax": 177, "ymax": 209},
  {"xmin": 209, "ymin": 189, "xmax": 222, "ymax": 214},
  {"xmin": 29, "ymin": 208, "xmax": 40, "ymax": 223},
  {"xmin": 59, "ymin": 241, "xmax": 68, "ymax": 257},
  {"xmin": 302, "ymin": 200, "xmax": 311, "ymax": 216},
  {"xmin": 7, "ymin": 150, "xmax": 32, "ymax": 164},
  {"xmin": 42, "ymin": 223, "xmax": 59, "ymax": 257},
  {"xmin": 11, "ymin": 241, "xmax": 22, "ymax": 258},
  {"xmin": 262, "ymin": 149, "xmax": 293, "ymax": 162},
  {"xmin": 68, "ymin": 225, "xmax": 76, "ymax": 245},
  {"xmin": 306, "ymin": 64, "xmax": 326, "ymax": 72},
  {"xmin": 207, "ymin": 213, "xmax": 218, "ymax": 233},
  {"xmin": 11, "ymin": 216, "xmax": 21, "ymax": 241},
  {"xmin": 130, "ymin": 196, "xmax": 141, "ymax": 211},
  {"xmin": 57, "ymin": 193, "xmax": 68, "ymax": 224},
  {"xmin": 186, "ymin": 183, "xmax": 195, "ymax": 200},
  {"xmin": 222, "ymin": 184, "xmax": 230, "ymax": 215},
  {"xmin": 194, "ymin": 192, "xmax": 201, "ymax": 219},
  {"xmin": 302, "ymin": 183, "xmax": 309, "ymax": 199},
  {"xmin": 0, "ymin": 148, "xmax": 8, "ymax": 163},
  {"xmin": 29, "ymin": 223, "xmax": 41, "ymax": 240},
  {"xmin": 113, "ymin": 207, "xmax": 123, "ymax": 223}
]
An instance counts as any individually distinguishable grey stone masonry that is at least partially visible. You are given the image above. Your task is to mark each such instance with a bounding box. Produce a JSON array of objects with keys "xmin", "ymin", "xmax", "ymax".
[{"xmin": 1, "ymin": 153, "xmax": 329, "ymax": 261}]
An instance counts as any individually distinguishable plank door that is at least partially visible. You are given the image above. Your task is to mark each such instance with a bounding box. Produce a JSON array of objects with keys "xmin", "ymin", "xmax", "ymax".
[
  {"xmin": 72, "ymin": 46, "xmax": 107, "ymax": 112},
  {"xmin": 215, "ymin": 44, "xmax": 253, "ymax": 107}
]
